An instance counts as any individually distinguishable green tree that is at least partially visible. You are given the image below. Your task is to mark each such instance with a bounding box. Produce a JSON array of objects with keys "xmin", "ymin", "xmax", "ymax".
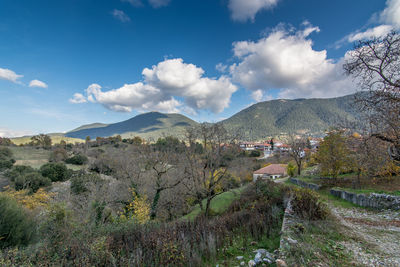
[
  {"xmin": 40, "ymin": 162, "xmax": 71, "ymax": 182},
  {"xmin": 316, "ymin": 131, "xmax": 352, "ymax": 180},
  {"xmin": 30, "ymin": 134, "xmax": 52, "ymax": 149}
]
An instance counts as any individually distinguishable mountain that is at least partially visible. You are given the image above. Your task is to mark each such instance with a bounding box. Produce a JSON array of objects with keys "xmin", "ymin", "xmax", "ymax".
[
  {"xmin": 68, "ymin": 123, "xmax": 109, "ymax": 133},
  {"xmin": 65, "ymin": 112, "xmax": 198, "ymax": 140},
  {"xmin": 221, "ymin": 94, "xmax": 357, "ymax": 140},
  {"xmin": 65, "ymin": 94, "xmax": 358, "ymax": 141}
]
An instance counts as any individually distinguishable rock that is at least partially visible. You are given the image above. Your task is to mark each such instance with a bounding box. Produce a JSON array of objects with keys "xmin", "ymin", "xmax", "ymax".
[
  {"xmin": 276, "ymin": 259, "xmax": 288, "ymax": 267},
  {"xmin": 254, "ymin": 248, "xmax": 268, "ymax": 255},
  {"xmin": 250, "ymin": 241, "xmax": 257, "ymax": 246},
  {"xmin": 248, "ymin": 260, "xmax": 256, "ymax": 267},
  {"xmin": 287, "ymin": 237, "xmax": 298, "ymax": 245},
  {"xmin": 236, "ymin": 256, "xmax": 244, "ymax": 260},
  {"xmin": 263, "ymin": 258, "xmax": 272, "ymax": 264},
  {"xmin": 240, "ymin": 261, "xmax": 245, "ymax": 266},
  {"xmin": 254, "ymin": 252, "xmax": 262, "ymax": 264}
]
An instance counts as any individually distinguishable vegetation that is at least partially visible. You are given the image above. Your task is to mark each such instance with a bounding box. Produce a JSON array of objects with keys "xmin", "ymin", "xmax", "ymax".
[
  {"xmin": 0, "ymin": 147, "xmax": 15, "ymax": 171},
  {"xmin": 0, "ymin": 194, "xmax": 36, "ymax": 248},
  {"xmin": 65, "ymin": 154, "xmax": 88, "ymax": 165},
  {"xmin": 6, "ymin": 165, "xmax": 51, "ymax": 193},
  {"xmin": 40, "ymin": 162, "xmax": 72, "ymax": 182}
]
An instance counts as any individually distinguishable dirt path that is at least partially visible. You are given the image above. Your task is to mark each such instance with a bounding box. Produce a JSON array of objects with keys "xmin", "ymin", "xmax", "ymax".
[{"xmin": 330, "ymin": 205, "xmax": 400, "ymax": 266}]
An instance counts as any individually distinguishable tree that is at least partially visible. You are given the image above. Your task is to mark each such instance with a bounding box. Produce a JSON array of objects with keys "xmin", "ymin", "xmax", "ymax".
[
  {"xmin": 30, "ymin": 134, "xmax": 52, "ymax": 149},
  {"xmin": 316, "ymin": 131, "xmax": 352, "ymax": 180},
  {"xmin": 288, "ymin": 135, "xmax": 307, "ymax": 176},
  {"xmin": 183, "ymin": 123, "xmax": 240, "ymax": 217},
  {"xmin": 343, "ymin": 31, "xmax": 400, "ymax": 161}
]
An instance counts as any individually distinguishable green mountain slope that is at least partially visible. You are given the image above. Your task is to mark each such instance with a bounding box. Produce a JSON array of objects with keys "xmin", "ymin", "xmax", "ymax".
[
  {"xmin": 69, "ymin": 123, "xmax": 109, "ymax": 133},
  {"xmin": 222, "ymin": 94, "xmax": 357, "ymax": 140},
  {"xmin": 65, "ymin": 112, "xmax": 198, "ymax": 140}
]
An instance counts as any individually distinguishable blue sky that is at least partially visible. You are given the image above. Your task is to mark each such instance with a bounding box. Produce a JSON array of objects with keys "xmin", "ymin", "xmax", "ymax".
[{"xmin": 0, "ymin": 0, "xmax": 398, "ymax": 137}]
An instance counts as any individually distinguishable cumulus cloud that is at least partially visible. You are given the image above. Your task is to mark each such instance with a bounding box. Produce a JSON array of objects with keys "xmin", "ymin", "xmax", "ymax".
[
  {"xmin": 72, "ymin": 59, "xmax": 237, "ymax": 114},
  {"xmin": 112, "ymin": 9, "xmax": 131, "ymax": 22},
  {"xmin": 148, "ymin": 0, "xmax": 170, "ymax": 8},
  {"xmin": 380, "ymin": 0, "xmax": 400, "ymax": 28},
  {"xmin": 230, "ymin": 24, "xmax": 356, "ymax": 99},
  {"xmin": 0, "ymin": 67, "xmax": 23, "ymax": 83},
  {"xmin": 69, "ymin": 93, "xmax": 87, "ymax": 104},
  {"xmin": 228, "ymin": 0, "xmax": 279, "ymax": 22},
  {"xmin": 29, "ymin": 79, "xmax": 48, "ymax": 88}
]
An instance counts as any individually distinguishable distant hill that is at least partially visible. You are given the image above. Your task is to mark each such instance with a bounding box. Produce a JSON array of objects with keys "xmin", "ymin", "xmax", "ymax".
[
  {"xmin": 65, "ymin": 112, "xmax": 198, "ymax": 140},
  {"xmin": 221, "ymin": 94, "xmax": 358, "ymax": 140},
  {"xmin": 68, "ymin": 123, "xmax": 109, "ymax": 133}
]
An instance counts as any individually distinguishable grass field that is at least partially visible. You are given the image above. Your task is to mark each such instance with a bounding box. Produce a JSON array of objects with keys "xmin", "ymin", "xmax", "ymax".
[
  {"xmin": 9, "ymin": 146, "xmax": 51, "ymax": 169},
  {"xmin": 182, "ymin": 185, "xmax": 248, "ymax": 221},
  {"xmin": 11, "ymin": 135, "xmax": 84, "ymax": 145}
]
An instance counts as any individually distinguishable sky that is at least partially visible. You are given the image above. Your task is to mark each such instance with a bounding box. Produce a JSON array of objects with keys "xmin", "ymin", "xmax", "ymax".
[{"xmin": 0, "ymin": 0, "xmax": 399, "ymax": 137}]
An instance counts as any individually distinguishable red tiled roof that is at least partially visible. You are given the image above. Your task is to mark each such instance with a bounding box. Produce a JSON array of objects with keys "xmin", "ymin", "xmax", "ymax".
[{"xmin": 254, "ymin": 164, "xmax": 287, "ymax": 175}]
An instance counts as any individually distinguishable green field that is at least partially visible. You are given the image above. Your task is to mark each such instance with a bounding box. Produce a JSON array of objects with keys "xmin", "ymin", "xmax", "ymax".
[
  {"xmin": 182, "ymin": 185, "xmax": 248, "ymax": 221},
  {"xmin": 9, "ymin": 146, "xmax": 51, "ymax": 169}
]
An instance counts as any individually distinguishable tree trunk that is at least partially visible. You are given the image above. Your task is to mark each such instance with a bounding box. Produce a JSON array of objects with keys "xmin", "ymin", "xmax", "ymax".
[
  {"xmin": 151, "ymin": 188, "xmax": 162, "ymax": 220},
  {"xmin": 205, "ymin": 197, "xmax": 212, "ymax": 217}
]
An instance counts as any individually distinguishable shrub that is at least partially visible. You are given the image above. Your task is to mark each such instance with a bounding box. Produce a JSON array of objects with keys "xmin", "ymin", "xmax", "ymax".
[
  {"xmin": 14, "ymin": 172, "xmax": 51, "ymax": 193},
  {"xmin": 70, "ymin": 172, "xmax": 101, "ymax": 194},
  {"xmin": 65, "ymin": 154, "xmax": 88, "ymax": 165},
  {"xmin": 49, "ymin": 148, "xmax": 68, "ymax": 162},
  {"xmin": 0, "ymin": 194, "xmax": 36, "ymax": 248},
  {"xmin": 6, "ymin": 166, "xmax": 51, "ymax": 193},
  {"xmin": 40, "ymin": 162, "xmax": 71, "ymax": 182},
  {"xmin": 291, "ymin": 188, "xmax": 329, "ymax": 220},
  {"xmin": 249, "ymin": 150, "xmax": 261, "ymax": 157},
  {"xmin": 0, "ymin": 147, "xmax": 15, "ymax": 171}
]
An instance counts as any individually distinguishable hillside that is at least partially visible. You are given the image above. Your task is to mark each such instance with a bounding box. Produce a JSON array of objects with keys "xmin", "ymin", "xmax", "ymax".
[
  {"xmin": 65, "ymin": 112, "xmax": 199, "ymax": 140},
  {"xmin": 222, "ymin": 94, "xmax": 357, "ymax": 140},
  {"xmin": 68, "ymin": 123, "xmax": 109, "ymax": 133}
]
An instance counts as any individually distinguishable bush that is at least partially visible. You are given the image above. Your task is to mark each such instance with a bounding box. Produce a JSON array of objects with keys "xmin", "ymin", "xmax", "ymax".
[
  {"xmin": 40, "ymin": 162, "xmax": 71, "ymax": 182},
  {"xmin": 0, "ymin": 194, "xmax": 36, "ymax": 248},
  {"xmin": 6, "ymin": 166, "xmax": 51, "ymax": 193},
  {"xmin": 65, "ymin": 154, "xmax": 88, "ymax": 165},
  {"xmin": 70, "ymin": 172, "xmax": 101, "ymax": 194},
  {"xmin": 49, "ymin": 148, "xmax": 68, "ymax": 162},
  {"xmin": 0, "ymin": 147, "xmax": 15, "ymax": 171},
  {"xmin": 249, "ymin": 150, "xmax": 261, "ymax": 157},
  {"xmin": 291, "ymin": 188, "xmax": 329, "ymax": 220}
]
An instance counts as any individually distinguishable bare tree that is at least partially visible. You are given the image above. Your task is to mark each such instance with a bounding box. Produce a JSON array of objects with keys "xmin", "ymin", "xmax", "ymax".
[
  {"xmin": 183, "ymin": 123, "xmax": 240, "ymax": 217},
  {"xmin": 344, "ymin": 31, "xmax": 400, "ymax": 161},
  {"xmin": 287, "ymin": 134, "xmax": 307, "ymax": 176}
]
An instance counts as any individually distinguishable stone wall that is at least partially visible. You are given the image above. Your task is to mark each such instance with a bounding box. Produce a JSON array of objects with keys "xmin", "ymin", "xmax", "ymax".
[
  {"xmin": 330, "ymin": 188, "xmax": 400, "ymax": 210},
  {"xmin": 289, "ymin": 178, "xmax": 321, "ymax": 191}
]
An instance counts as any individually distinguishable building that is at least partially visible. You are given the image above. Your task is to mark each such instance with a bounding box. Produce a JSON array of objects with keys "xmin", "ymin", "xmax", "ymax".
[{"xmin": 253, "ymin": 164, "xmax": 288, "ymax": 181}]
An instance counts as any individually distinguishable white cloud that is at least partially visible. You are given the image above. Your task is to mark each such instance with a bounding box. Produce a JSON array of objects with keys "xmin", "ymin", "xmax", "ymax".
[
  {"xmin": 216, "ymin": 63, "xmax": 228, "ymax": 73},
  {"xmin": 148, "ymin": 0, "xmax": 170, "ymax": 8},
  {"xmin": 347, "ymin": 25, "xmax": 393, "ymax": 42},
  {"xmin": 228, "ymin": 0, "xmax": 279, "ymax": 22},
  {"xmin": 0, "ymin": 67, "xmax": 23, "ymax": 83},
  {"xmin": 344, "ymin": 0, "xmax": 400, "ymax": 44},
  {"xmin": 29, "ymin": 79, "xmax": 48, "ymax": 88},
  {"xmin": 73, "ymin": 58, "xmax": 237, "ymax": 114},
  {"xmin": 380, "ymin": 0, "xmax": 400, "ymax": 28},
  {"xmin": 69, "ymin": 93, "xmax": 87, "ymax": 104},
  {"xmin": 230, "ymin": 24, "xmax": 356, "ymax": 99},
  {"xmin": 0, "ymin": 127, "xmax": 33, "ymax": 138},
  {"xmin": 112, "ymin": 9, "xmax": 131, "ymax": 22}
]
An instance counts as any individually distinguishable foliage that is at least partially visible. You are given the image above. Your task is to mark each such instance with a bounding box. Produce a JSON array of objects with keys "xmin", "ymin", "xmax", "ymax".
[
  {"xmin": 40, "ymin": 162, "xmax": 72, "ymax": 182},
  {"xmin": 0, "ymin": 194, "xmax": 36, "ymax": 248},
  {"xmin": 30, "ymin": 134, "xmax": 52, "ymax": 149},
  {"xmin": 3, "ymin": 187, "xmax": 54, "ymax": 210},
  {"xmin": 70, "ymin": 172, "xmax": 101, "ymax": 194},
  {"xmin": 65, "ymin": 154, "xmax": 88, "ymax": 165},
  {"xmin": 0, "ymin": 137, "xmax": 13, "ymax": 146},
  {"xmin": 287, "ymin": 162, "xmax": 296, "ymax": 177},
  {"xmin": 49, "ymin": 148, "xmax": 68, "ymax": 162},
  {"xmin": 249, "ymin": 149, "xmax": 261, "ymax": 157},
  {"xmin": 0, "ymin": 147, "xmax": 15, "ymax": 171},
  {"xmin": 291, "ymin": 187, "xmax": 329, "ymax": 220},
  {"xmin": 316, "ymin": 131, "xmax": 352, "ymax": 179},
  {"xmin": 6, "ymin": 166, "xmax": 51, "ymax": 193},
  {"xmin": 122, "ymin": 189, "xmax": 151, "ymax": 224}
]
